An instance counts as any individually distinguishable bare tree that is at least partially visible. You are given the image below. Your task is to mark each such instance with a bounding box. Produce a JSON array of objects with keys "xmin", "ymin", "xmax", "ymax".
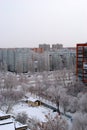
[
  {"xmin": 0, "ymin": 90, "xmax": 24, "ymax": 113},
  {"xmin": 68, "ymin": 96, "xmax": 78, "ymax": 113},
  {"xmin": 27, "ymin": 114, "xmax": 68, "ymax": 130},
  {"xmin": 60, "ymin": 94, "xmax": 69, "ymax": 114},
  {"xmin": 27, "ymin": 117, "xmax": 40, "ymax": 130},
  {"xmin": 4, "ymin": 73, "xmax": 18, "ymax": 90},
  {"xmin": 67, "ymin": 77, "xmax": 85, "ymax": 96},
  {"xmin": 16, "ymin": 112, "xmax": 28, "ymax": 124},
  {"xmin": 71, "ymin": 113, "xmax": 87, "ymax": 130},
  {"xmin": 78, "ymin": 93, "xmax": 87, "ymax": 113},
  {"xmin": 39, "ymin": 114, "xmax": 68, "ymax": 130}
]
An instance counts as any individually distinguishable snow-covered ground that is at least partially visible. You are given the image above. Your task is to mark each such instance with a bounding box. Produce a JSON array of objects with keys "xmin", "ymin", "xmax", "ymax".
[
  {"xmin": 11, "ymin": 95, "xmax": 72, "ymax": 130},
  {"xmin": 11, "ymin": 102, "xmax": 56, "ymax": 122}
]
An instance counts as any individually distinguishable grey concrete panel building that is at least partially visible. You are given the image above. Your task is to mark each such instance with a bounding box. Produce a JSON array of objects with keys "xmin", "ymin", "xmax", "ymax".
[
  {"xmin": 39, "ymin": 44, "xmax": 50, "ymax": 51},
  {"xmin": 0, "ymin": 47, "xmax": 76, "ymax": 73},
  {"xmin": 52, "ymin": 44, "xmax": 63, "ymax": 50}
]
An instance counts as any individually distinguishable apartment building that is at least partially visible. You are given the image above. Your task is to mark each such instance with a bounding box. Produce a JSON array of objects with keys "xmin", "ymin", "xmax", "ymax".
[
  {"xmin": 49, "ymin": 48, "xmax": 76, "ymax": 71},
  {"xmin": 52, "ymin": 44, "xmax": 63, "ymax": 50},
  {"xmin": 0, "ymin": 46, "xmax": 76, "ymax": 73},
  {"xmin": 76, "ymin": 43, "xmax": 87, "ymax": 83},
  {"xmin": 0, "ymin": 48, "xmax": 50, "ymax": 73},
  {"xmin": 39, "ymin": 44, "xmax": 50, "ymax": 51}
]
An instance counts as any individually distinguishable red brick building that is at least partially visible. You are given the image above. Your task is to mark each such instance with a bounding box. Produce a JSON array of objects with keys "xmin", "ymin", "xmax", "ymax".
[{"xmin": 76, "ymin": 43, "xmax": 87, "ymax": 83}]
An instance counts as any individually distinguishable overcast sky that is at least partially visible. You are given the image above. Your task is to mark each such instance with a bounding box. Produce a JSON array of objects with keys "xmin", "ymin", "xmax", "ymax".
[{"xmin": 0, "ymin": 0, "xmax": 87, "ymax": 48}]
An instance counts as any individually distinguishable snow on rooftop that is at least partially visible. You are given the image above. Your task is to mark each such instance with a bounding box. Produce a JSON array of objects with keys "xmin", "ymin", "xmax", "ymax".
[
  {"xmin": 0, "ymin": 118, "xmax": 13, "ymax": 125},
  {"xmin": 15, "ymin": 121, "xmax": 27, "ymax": 128},
  {"xmin": 25, "ymin": 93, "xmax": 57, "ymax": 108},
  {"xmin": 0, "ymin": 117, "xmax": 28, "ymax": 130},
  {"xmin": 28, "ymin": 97, "xmax": 38, "ymax": 102},
  {"xmin": 0, "ymin": 122, "xmax": 15, "ymax": 130}
]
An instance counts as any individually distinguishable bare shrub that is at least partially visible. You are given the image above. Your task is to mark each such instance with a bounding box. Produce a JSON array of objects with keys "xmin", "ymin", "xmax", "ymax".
[
  {"xmin": 16, "ymin": 112, "xmax": 28, "ymax": 124},
  {"xmin": 68, "ymin": 97, "xmax": 78, "ymax": 113},
  {"xmin": 60, "ymin": 94, "xmax": 70, "ymax": 114},
  {"xmin": 78, "ymin": 93, "xmax": 87, "ymax": 113},
  {"xmin": 4, "ymin": 73, "xmax": 18, "ymax": 90},
  {"xmin": 67, "ymin": 78, "xmax": 85, "ymax": 96},
  {"xmin": 0, "ymin": 90, "xmax": 24, "ymax": 113},
  {"xmin": 71, "ymin": 113, "xmax": 87, "ymax": 130},
  {"xmin": 27, "ymin": 117, "xmax": 40, "ymax": 130},
  {"xmin": 39, "ymin": 114, "xmax": 68, "ymax": 130},
  {"xmin": 27, "ymin": 113, "xmax": 68, "ymax": 130}
]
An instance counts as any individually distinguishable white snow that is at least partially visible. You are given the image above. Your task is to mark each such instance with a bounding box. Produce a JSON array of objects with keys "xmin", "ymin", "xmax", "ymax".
[
  {"xmin": 0, "ymin": 118, "xmax": 13, "ymax": 125},
  {"xmin": 0, "ymin": 115, "xmax": 28, "ymax": 130},
  {"xmin": 0, "ymin": 117, "xmax": 15, "ymax": 130},
  {"xmin": 27, "ymin": 96, "xmax": 39, "ymax": 102},
  {"xmin": 0, "ymin": 123, "xmax": 15, "ymax": 130},
  {"xmin": 12, "ymin": 102, "xmax": 54, "ymax": 122},
  {"xmin": 0, "ymin": 110, "xmax": 5, "ymax": 116},
  {"xmin": 15, "ymin": 121, "xmax": 27, "ymax": 128}
]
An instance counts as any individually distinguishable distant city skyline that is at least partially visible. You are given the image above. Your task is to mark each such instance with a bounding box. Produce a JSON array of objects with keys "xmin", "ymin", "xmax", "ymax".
[{"xmin": 0, "ymin": 0, "xmax": 87, "ymax": 48}]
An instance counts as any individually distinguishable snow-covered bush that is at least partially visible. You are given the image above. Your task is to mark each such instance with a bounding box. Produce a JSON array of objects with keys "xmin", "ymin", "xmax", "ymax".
[
  {"xmin": 67, "ymin": 97, "xmax": 78, "ymax": 113},
  {"xmin": 71, "ymin": 113, "xmax": 87, "ymax": 130},
  {"xmin": 78, "ymin": 93, "xmax": 87, "ymax": 113},
  {"xmin": 40, "ymin": 114, "xmax": 68, "ymax": 130},
  {"xmin": 16, "ymin": 112, "xmax": 28, "ymax": 124},
  {"xmin": 60, "ymin": 94, "xmax": 70, "ymax": 114}
]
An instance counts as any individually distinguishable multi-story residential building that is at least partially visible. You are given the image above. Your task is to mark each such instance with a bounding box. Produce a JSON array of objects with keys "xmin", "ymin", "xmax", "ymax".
[
  {"xmin": 49, "ymin": 48, "xmax": 76, "ymax": 71},
  {"xmin": 7, "ymin": 48, "xmax": 15, "ymax": 72},
  {"xmin": 1, "ymin": 49, "xmax": 8, "ymax": 71},
  {"xmin": 0, "ymin": 49, "xmax": 3, "ymax": 70},
  {"xmin": 0, "ymin": 46, "xmax": 76, "ymax": 73},
  {"xmin": 52, "ymin": 44, "xmax": 63, "ymax": 50},
  {"xmin": 76, "ymin": 43, "xmax": 87, "ymax": 83},
  {"xmin": 31, "ymin": 51, "xmax": 50, "ymax": 72},
  {"xmin": 31, "ymin": 48, "xmax": 44, "ymax": 53},
  {"xmin": 0, "ymin": 49, "xmax": 2, "ymax": 62},
  {"xmin": 15, "ymin": 48, "xmax": 31, "ymax": 73},
  {"xmin": 39, "ymin": 44, "xmax": 50, "ymax": 51}
]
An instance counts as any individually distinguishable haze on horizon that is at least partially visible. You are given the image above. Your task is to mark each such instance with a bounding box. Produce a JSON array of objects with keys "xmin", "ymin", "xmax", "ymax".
[{"xmin": 0, "ymin": 0, "xmax": 87, "ymax": 48}]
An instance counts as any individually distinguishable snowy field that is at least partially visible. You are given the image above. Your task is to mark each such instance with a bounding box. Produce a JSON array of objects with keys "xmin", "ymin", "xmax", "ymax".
[
  {"xmin": 11, "ymin": 95, "xmax": 72, "ymax": 130},
  {"xmin": 11, "ymin": 102, "xmax": 56, "ymax": 122}
]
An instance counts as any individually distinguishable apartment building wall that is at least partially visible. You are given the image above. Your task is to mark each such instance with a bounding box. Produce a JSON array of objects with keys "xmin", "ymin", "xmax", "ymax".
[
  {"xmin": 39, "ymin": 44, "xmax": 50, "ymax": 51},
  {"xmin": 15, "ymin": 48, "xmax": 30, "ymax": 73},
  {"xmin": 0, "ymin": 47, "xmax": 76, "ymax": 73},
  {"xmin": 0, "ymin": 49, "xmax": 2, "ymax": 62},
  {"xmin": 76, "ymin": 43, "xmax": 87, "ymax": 83},
  {"xmin": 52, "ymin": 44, "xmax": 63, "ymax": 50},
  {"xmin": 1, "ymin": 49, "xmax": 8, "ymax": 71},
  {"xmin": 32, "ymin": 48, "xmax": 44, "ymax": 53},
  {"xmin": 49, "ymin": 49, "xmax": 76, "ymax": 71},
  {"xmin": 7, "ymin": 49, "xmax": 15, "ymax": 72}
]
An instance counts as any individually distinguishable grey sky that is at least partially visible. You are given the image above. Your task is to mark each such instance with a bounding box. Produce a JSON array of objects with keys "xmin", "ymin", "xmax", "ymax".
[{"xmin": 0, "ymin": 0, "xmax": 87, "ymax": 48}]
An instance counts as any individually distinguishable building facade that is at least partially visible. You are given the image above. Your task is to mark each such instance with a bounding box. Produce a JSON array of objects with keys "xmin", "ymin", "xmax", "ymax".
[
  {"xmin": 52, "ymin": 44, "xmax": 63, "ymax": 50},
  {"xmin": 0, "ymin": 47, "xmax": 76, "ymax": 73},
  {"xmin": 49, "ymin": 48, "xmax": 76, "ymax": 71},
  {"xmin": 76, "ymin": 43, "xmax": 87, "ymax": 83},
  {"xmin": 39, "ymin": 44, "xmax": 50, "ymax": 51}
]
